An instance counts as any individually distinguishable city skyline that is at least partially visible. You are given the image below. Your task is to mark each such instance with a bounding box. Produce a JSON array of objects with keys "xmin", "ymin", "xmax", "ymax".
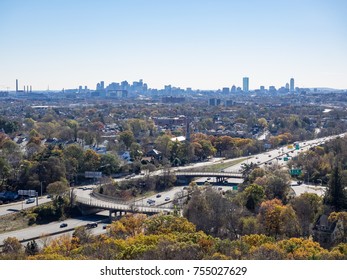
[{"xmin": 1, "ymin": 0, "xmax": 347, "ymax": 91}]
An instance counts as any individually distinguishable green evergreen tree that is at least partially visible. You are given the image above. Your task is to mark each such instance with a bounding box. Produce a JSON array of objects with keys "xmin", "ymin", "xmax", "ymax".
[
  {"xmin": 25, "ymin": 240, "xmax": 39, "ymax": 256},
  {"xmin": 324, "ymin": 163, "xmax": 347, "ymax": 211}
]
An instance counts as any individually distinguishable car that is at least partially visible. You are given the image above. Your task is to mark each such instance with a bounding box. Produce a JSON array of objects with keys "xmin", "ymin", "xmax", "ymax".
[
  {"xmin": 60, "ymin": 223, "xmax": 68, "ymax": 228},
  {"xmin": 26, "ymin": 197, "xmax": 35, "ymax": 204},
  {"xmin": 86, "ymin": 222, "xmax": 98, "ymax": 229},
  {"xmin": 165, "ymin": 196, "xmax": 170, "ymax": 201},
  {"xmin": 147, "ymin": 199, "xmax": 155, "ymax": 205},
  {"xmin": 149, "ymin": 200, "xmax": 156, "ymax": 205},
  {"xmin": 103, "ymin": 225, "xmax": 108, "ymax": 230},
  {"xmin": 207, "ymin": 177, "xmax": 211, "ymax": 180},
  {"xmin": 156, "ymin": 194, "xmax": 161, "ymax": 198},
  {"xmin": 125, "ymin": 175, "xmax": 131, "ymax": 179},
  {"xmin": 268, "ymin": 154, "xmax": 271, "ymax": 157}
]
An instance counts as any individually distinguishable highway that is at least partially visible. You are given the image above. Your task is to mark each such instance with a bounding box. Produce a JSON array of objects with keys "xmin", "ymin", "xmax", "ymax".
[
  {"xmin": 0, "ymin": 133, "xmax": 343, "ymax": 247},
  {"xmin": 0, "ymin": 211, "xmax": 110, "ymax": 246},
  {"xmin": 0, "ymin": 196, "xmax": 52, "ymax": 217}
]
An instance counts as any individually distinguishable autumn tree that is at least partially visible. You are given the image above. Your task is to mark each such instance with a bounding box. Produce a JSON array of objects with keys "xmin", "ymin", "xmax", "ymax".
[
  {"xmin": 264, "ymin": 167, "xmax": 291, "ymax": 202},
  {"xmin": 99, "ymin": 153, "xmax": 120, "ymax": 175},
  {"xmin": 242, "ymin": 184, "xmax": 265, "ymax": 212},
  {"xmin": 72, "ymin": 226, "xmax": 94, "ymax": 245},
  {"xmin": 81, "ymin": 149, "xmax": 101, "ymax": 172},
  {"xmin": 119, "ymin": 130, "xmax": 136, "ymax": 149},
  {"xmin": 108, "ymin": 214, "xmax": 147, "ymax": 238},
  {"xmin": 145, "ymin": 215, "xmax": 196, "ymax": 235},
  {"xmin": 184, "ymin": 187, "xmax": 246, "ymax": 239},
  {"xmin": 291, "ymin": 193, "xmax": 323, "ymax": 237},
  {"xmin": 154, "ymin": 134, "xmax": 172, "ymax": 159},
  {"xmin": 46, "ymin": 181, "xmax": 69, "ymax": 200},
  {"xmin": 258, "ymin": 199, "xmax": 284, "ymax": 238},
  {"xmin": 328, "ymin": 211, "xmax": 347, "ymax": 244},
  {"xmin": 279, "ymin": 205, "xmax": 301, "ymax": 238},
  {"xmin": 1, "ymin": 237, "xmax": 24, "ymax": 259},
  {"xmin": 258, "ymin": 199, "xmax": 300, "ymax": 239}
]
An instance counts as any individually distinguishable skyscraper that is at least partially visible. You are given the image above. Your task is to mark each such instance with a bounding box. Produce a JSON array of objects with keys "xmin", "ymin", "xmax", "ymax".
[
  {"xmin": 290, "ymin": 78, "xmax": 295, "ymax": 93},
  {"xmin": 243, "ymin": 77, "xmax": 249, "ymax": 92}
]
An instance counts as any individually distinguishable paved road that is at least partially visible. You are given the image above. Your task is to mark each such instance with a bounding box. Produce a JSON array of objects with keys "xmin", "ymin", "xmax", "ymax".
[
  {"xmin": 0, "ymin": 211, "xmax": 110, "ymax": 246},
  {"xmin": 0, "ymin": 196, "xmax": 52, "ymax": 217},
  {"xmin": 291, "ymin": 182, "xmax": 326, "ymax": 197},
  {"xmin": 0, "ymin": 133, "xmax": 343, "ymax": 246}
]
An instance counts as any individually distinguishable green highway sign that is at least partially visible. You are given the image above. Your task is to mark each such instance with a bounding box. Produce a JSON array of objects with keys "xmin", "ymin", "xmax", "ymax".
[{"xmin": 290, "ymin": 169, "xmax": 302, "ymax": 176}]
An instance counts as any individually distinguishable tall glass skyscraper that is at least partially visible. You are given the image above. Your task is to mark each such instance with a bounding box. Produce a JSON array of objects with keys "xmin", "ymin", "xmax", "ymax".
[
  {"xmin": 243, "ymin": 77, "xmax": 249, "ymax": 92},
  {"xmin": 290, "ymin": 78, "xmax": 295, "ymax": 93}
]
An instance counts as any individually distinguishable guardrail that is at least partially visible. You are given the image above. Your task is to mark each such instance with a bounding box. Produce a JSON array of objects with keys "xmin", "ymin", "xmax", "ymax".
[
  {"xmin": 174, "ymin": 171, "xmax": 243, "ymax": 178},
  {"xmin": 91, "ymin": 192, "xmax": 131, "ymax": 205},
  {"xmin": 76, "ymin": 196, "xmax": 173, "ymax": 213}
]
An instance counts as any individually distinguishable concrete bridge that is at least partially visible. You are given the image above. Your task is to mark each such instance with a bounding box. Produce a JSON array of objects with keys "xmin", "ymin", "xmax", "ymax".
[
  {"xmin": 75, "ymin": 194, "xmax": 175, "ymax": 220},
  {"xmin": 173, "ymin": 171, "xmax": 243, "ymax": 182},
  {"xmin": 75, "ymin": 170, "xmax": 242, "ymax": 218}
]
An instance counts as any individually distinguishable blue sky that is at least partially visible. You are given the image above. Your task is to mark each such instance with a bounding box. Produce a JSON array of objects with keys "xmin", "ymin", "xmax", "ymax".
[{"xmin": 0, "ymin": 0, "xmax": 347, "ymax": 91}]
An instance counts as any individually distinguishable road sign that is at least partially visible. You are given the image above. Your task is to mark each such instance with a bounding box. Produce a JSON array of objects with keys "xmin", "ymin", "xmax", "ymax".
[
  {"xmin": 232, "ymin": 186, "xmax": 238, "ymax": 191},
  {"xmin": 85, "ymin": 171, "xmax": 102, "ymax": 179},
  {"xmin": 290, "ymin": 169, "xmax": 302, "ymax": 176},
  {"xmin": 18, "ymin": 189, "xmax": 37, "ymax": 196},
  {"xmin": 284, "ymin": 157, "xmax": 289, "ymax": 161}
]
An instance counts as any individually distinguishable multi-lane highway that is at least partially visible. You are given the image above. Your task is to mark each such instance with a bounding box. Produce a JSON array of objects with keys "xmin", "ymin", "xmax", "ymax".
[
  {"xmin": 0, "ymin": 133, "xmax": 344, "ymax": 247},
  {"xmin": 0, "ymin": 211, "xmax": 110, "ymax": 246},
  {"xmin": 0, "ymin": 196, "xmax": 52, "ymax": 217}
]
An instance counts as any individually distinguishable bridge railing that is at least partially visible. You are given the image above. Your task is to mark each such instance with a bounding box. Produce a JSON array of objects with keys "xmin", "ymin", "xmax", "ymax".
[
  {"xmin": 174, "ymin": 171, "xmax": 242, "ymax": 177},
  {"xmin": 76, "ymin": 196, "xmax": 174, "ymax": 213},
  {"xmin": 76, "ymin": 196, "xmax": 130, "ymax": 210},
  {"xmin": 91, "ymin": 191, "xmax": 132, "ymax": 205}
]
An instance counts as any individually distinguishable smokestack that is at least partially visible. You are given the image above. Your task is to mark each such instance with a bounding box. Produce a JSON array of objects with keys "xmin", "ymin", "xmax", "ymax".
[
  {"xmin": 30, "ymin": 86, "xmax": 32, "ymax": 92},
  {"xmin": 16, "ymin": 79, "xmax": 18, "ymax": 92}
]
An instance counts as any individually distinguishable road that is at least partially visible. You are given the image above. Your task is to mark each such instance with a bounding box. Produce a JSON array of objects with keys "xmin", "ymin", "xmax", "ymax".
[
  {"xmin": 0, "ymin": 196, "xmax": 52, "ymax": 217},
  {"xmin": 0, "ymin": 211, "xmax": 110, "ymax": 246},
  {"xmin": 0, "ymin": 133, "xmax": 343, "ymax": 246}
]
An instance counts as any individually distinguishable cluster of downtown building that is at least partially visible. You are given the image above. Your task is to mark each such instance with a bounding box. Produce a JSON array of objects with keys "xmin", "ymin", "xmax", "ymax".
[
  {"xmin": 91, "ymin": 77, "xmax": 298, "ymax": 96},
  {"xmin": 0, "ymin": 76, "xmax": 342, "ymax": 101}
]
